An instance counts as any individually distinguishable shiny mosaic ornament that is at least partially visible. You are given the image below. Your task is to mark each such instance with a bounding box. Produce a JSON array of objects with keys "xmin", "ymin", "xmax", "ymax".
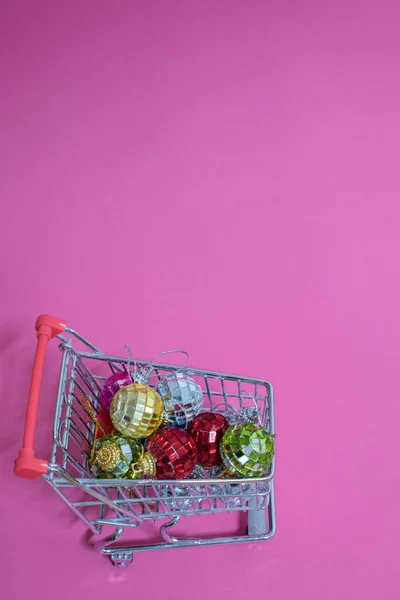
[
  {"xmin": 99, "ymin": 371, "xmax": 132, "ymax": 412},
  {"xmin": 133, "ymin": 427, "xmax": 198, "ymax": 480},
  {"xmin": 188, "ymin": 412, "xmax": 229, "ymax": 467},
  {"xmin": 110, "ymin": 383, "xmax": 166, "ymax": 439},
  {"xmin": 220, "ymin": 423, "xmax": 274, "ymax": 477},
  {"xmin": 90, "ymin": 434, "xmax": 142, "ymax": 478},
  {"xmin": 156, "ymin": 372, "xmax": 204, "ymax": 428}
]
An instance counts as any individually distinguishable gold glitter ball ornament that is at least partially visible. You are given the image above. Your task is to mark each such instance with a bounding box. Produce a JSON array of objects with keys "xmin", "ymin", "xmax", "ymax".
[{"xmin": 110, "ymin": 382, "xmax": 166, "ymax": 438}]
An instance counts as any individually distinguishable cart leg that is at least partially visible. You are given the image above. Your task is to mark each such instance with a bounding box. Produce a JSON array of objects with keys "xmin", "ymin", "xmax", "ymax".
[
  {"xmin": 247, "ymin": 484, "xmax": 276, "ymax": 537},
  {"xmin": 94, "ymin": 526, "xmax": 134, "ymax": 567},
  {"xmin": 94, "ymin": 527, "xmax": 134, "ymax": 567},
  {"xmin": 247, "ymin": 507, "xmax": 267, "ymax": 535}
]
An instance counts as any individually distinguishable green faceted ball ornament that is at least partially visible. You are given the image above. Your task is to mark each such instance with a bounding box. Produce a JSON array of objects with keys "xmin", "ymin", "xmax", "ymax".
[
  {"xmin": 219, "ymin": 423, "xmax": 274, "ymax": 477},
  {"xmin": 90, "ymin": 434, "xmax": 143, "ymax": 479}
]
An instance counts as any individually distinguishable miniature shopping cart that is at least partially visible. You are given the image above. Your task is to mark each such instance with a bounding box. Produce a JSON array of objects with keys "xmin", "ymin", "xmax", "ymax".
[{"xmin": 14, "ymin": 315, "xmax": 276, "ymax": 567}]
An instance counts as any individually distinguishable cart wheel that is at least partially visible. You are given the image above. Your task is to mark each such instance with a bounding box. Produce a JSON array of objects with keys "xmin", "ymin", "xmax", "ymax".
[{"xmin": 110, "ymin": 552, "xmax": 133, "ymax": 567}]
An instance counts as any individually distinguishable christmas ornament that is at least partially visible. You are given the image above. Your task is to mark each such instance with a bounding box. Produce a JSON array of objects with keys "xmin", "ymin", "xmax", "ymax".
[
  {"xmin": 220, "ymin": 423, "xmax": 274, "ymax": 477},
  {"xmin": 157, "ymin": 372, "xmax": 203, "ymax": 428},
  {"xmin": 80, "ymin": 393, "xmax": 115, "ymax": 441},
  {"xmin": 110, "ymin": 383, "xmax": 166, "ymax": 439},
  {"xmin": 90, "ymin": 434, "xmax": 142, "ymax": 478},
  {"xmin": 99, "ymin": 371, "xmax": 132, "ymax": 412},
  {"xmin": 95, "ymin": 409, "xmax": 114, "ymax": 438},
  {"xmin": 188, "ymin": 412, "xmax": 229, "ymax": 467},
  {"xmin": 133, "ymin": 428, "xmax": 197, "ymax": 480}
]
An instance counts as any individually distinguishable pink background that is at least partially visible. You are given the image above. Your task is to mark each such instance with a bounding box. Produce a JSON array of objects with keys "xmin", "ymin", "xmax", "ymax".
[{"xmin": 1, "ymin": 1, "xmax": 400, "ymax": 598}]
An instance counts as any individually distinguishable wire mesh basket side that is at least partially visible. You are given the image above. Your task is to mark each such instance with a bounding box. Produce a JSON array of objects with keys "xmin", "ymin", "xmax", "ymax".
[{"xmin": 46, "ymin": 341, "xmax": 274, "ymax": 530}]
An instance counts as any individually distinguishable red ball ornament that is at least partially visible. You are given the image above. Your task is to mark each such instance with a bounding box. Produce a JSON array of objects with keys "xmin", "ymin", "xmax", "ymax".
[
  {"xmin": 146, "ymin": 428, "xmax": 197, "ymax": 479},
  {"xmin": 95, "ymin": 409, "xmax": 114, "ymax": 439},
  {"xmin": 188, "ymin": 412, "xmax": 229, "ymax": 467}
]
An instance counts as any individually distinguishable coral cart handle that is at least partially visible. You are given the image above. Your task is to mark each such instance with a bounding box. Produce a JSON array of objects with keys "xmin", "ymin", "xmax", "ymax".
[{"xmin": 14, "ymin": 315, "xmax": 66, "ymax": 480}]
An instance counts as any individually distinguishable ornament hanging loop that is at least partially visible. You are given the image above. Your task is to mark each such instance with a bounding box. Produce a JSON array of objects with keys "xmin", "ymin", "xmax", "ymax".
[
  {"xmin": 151, "ymin": 349, "xmax": 189, "ymax": 372},
  {"xmin": 125, "ymin": 348, "xmax": 189, "ymax": 385},
  {"xmin": 125, "ymin": 344, "xmax": 137, "ymax": 382},
  {"xmin": 214, "ymin": 390, "xmax": 262, "ymax": 426}
]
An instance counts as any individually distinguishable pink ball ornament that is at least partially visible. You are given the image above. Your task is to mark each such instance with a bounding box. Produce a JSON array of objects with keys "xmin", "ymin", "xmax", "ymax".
[{"xmin": 99, "ymin": 371, "xmax": 132, "ymax": 412}]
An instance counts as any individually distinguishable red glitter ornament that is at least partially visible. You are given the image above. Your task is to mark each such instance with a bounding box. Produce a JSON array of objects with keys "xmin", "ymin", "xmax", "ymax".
[
  {"xmin": 188, "ymin": 412, "xmax": 229, "ymax": 467},
  {"xmin": 146, "ymin": 428, "xmax": 197, "ymax": 479}
]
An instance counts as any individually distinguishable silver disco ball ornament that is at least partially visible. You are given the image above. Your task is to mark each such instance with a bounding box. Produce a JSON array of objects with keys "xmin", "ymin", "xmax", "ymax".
[{"xmin": 156, "ymin": 372, "xmax": 204, "ymax": 428}]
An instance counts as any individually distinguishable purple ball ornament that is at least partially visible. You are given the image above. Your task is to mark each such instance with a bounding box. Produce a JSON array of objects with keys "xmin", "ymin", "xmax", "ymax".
[{"xmin": 99, "ymin": 371, "xmax": 132, "ymax": 412}]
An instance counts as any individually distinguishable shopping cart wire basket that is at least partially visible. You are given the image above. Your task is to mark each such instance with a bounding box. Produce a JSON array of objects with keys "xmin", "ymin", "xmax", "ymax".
[{"xmin": 14, "ymin": 315, "xmax": 276, "ymax": 567}]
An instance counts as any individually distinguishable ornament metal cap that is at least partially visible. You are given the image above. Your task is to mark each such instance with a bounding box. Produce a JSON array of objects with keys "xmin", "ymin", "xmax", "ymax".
[
  {"xmin": 132, "ymin": 452, "xmax": 156, "ymax": 477},
  {"xmin": 161, "ymin": 411, "xmax": 170, "ymax": 426},
  {"xmin": 94, "ymin": 443, "xmax": 120, "ymax": 472}
]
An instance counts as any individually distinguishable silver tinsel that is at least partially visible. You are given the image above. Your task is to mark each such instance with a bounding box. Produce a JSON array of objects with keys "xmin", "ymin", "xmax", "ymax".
[
  {"xmin": 159, "ymin": 465, "xmax": 206, "ymax": 511},
  {"xmin": 225, "ymin": 405, "xmax": 260, "ymax": 425},
  {"xmin": 208, "ymin": 465, "xmax": 270, "ymax": 508}
]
